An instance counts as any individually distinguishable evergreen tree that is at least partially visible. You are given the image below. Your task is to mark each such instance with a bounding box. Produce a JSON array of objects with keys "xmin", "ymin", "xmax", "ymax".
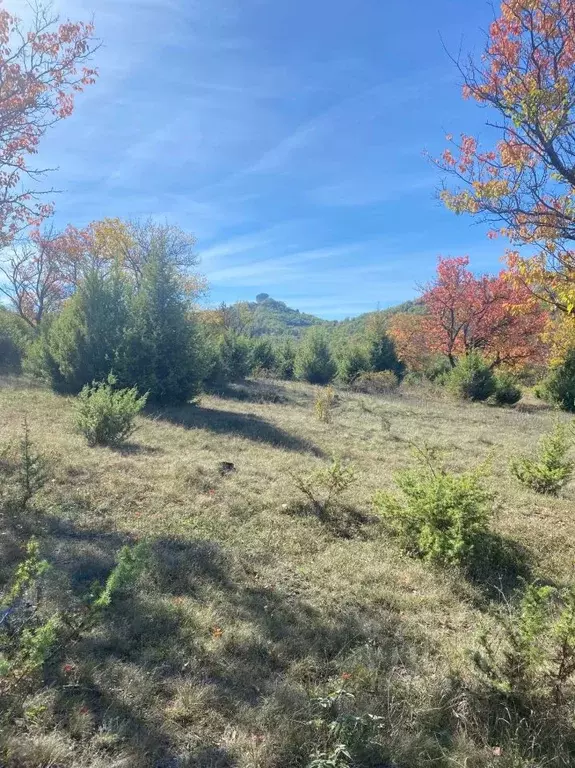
[
  {"xmin": 273, "ymin": 338, "xmax": 296, "ymax": 380},
  {"xmin": 294, "ymin": 327, "xmax": 336, "ymax": 385},
  {"xmin": 120, "ymin": 244, "xmax": 199, "ymax": 404},
  {"xmin": 0, "ymin": 308, "xmax": 32, "ymax": 373},
  {"xmin": 250, "ymin": 337, "xmax": 276, "ymax": 373},
  {"xmin": 35, "ymin": 268, "xmax": 128, "ymax": 393},
  {"xmin": 218, "ymin": 331, "xmax": 251, "ymax": 383},
  {"xmin": 337, "ymin": 342, "xmax": 370, "ymax": 384},
  {"xmin": 366, "ymin": 312, "xmax": 403, "ymax": 376}
]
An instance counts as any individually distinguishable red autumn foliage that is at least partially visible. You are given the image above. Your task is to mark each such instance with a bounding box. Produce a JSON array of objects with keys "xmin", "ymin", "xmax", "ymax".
[
  {"xmin": 389, "ymin": 257, "xmax": 547, "ymax": 371},
  {"xmin": 437, "ymin": 0, "xmax": 575, "ymax": 314},
  {"xmin": 0, "ymin": 1, "xmax": 97, "ymax": 245}
]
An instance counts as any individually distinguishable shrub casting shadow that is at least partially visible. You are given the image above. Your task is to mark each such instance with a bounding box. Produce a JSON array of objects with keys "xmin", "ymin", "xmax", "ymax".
[{"xmin": 153, "ymin": 404, "xmax": 324, "ymax": 456}]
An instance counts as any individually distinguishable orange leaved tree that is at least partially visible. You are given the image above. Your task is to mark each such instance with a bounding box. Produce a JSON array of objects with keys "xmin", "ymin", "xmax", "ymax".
[
  {"xmin": 389, "ymin": 257, "xmax": 547, "ymax": 370},
  {"xmin": 438, "ymin": 0, "xmax": 575, "ymax": 319}
]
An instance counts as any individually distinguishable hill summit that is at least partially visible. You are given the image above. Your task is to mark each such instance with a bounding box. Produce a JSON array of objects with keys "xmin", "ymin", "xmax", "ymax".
[{"xmin": 226, "ymin": 293, "xmax": 418, "ymax": 337}]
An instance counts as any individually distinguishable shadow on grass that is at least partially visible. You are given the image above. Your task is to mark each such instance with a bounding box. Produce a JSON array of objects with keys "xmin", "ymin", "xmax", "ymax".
[
  {"xmin": 286, "ymin": 499, "xmax": 380, "ymax": 540},
  {"xmin": 208, "ymin": 379, "xmax": 290, "ymax": 405},
  {"xmin": 465, "ymin": 532, "xmax": 533, "ymax": 604},
  {"xmin": 152, "ymin": 403, "xmax": 324, "ymax": 456},
  {"xmin": 108, "ymin": 442, "xmax": 164, "ymax": 456},
  {"xmin": 24, "ymin": 523, "xmax": 402, "ymax": 767}
]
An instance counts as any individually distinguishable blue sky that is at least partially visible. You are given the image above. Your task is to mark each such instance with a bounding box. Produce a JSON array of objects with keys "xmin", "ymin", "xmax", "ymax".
[{"xmin": 12, "ymin": 0, "xmax": 504, "ymax": 318}]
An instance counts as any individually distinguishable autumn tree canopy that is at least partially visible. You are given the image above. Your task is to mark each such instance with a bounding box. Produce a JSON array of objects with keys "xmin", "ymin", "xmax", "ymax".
[
  {"xmin": 438, "ymin": 0, "xmax": 575, "ymax": 321},
  {"xmin": 389, "ymin": 257, "xmax": 547, "ymax": 370},
  {"xmin": 0, "ymin": 218, "xmax": 204, "ymax": 327},
  {"xmin": 0, "ymin": 2, "xmax": 97, "ymax": 245}
]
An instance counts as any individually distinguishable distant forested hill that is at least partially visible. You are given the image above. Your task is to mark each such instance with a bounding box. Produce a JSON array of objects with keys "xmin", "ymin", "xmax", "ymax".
[
  {"xmin": 220, "ymin": 294, "xmax": 421, "ymax": 337},
  {"xmin": 244, "ymin": 294, "xmax": 325, "ymax": 336}
]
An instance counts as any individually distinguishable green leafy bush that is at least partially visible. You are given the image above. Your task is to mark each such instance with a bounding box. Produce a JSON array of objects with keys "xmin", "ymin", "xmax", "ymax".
[
  {"xmin": 307, "ymin": 690, "xmax": 384, "ymax": 768},
  {"xmin": 493, "ymin": 370, "xmax": 522, "ymax": 405},
  {"xmin": 445, "ymin": 352, "xmax": 496, "ymax": 401},
  {"xmin": 535, "ymin": 349, "xmax": 575, "ymax": 412},
  {"xmin": 510, "ymin": 422, "xmax": 573, "ymax": 495},
  {"xmin": 336, "ymin": 343, "xmax": 370, "ymax": 385},
  {"xmin": 351, "ymin": 370, "xmax": 399, "ymax": 395},
  {"xmin": 31, "ymin": 269, "xmax": 129, "ymax": 394},
  {"xmin": 250, "ymin": 337, "xmax": 276, "ymax": 374},
  {"xmin": 294, "ymin": 328, "xmax": 337, "ymax": 385},
  {"xmin": 0, "ymin": 309, "xmax": 32, "ymax": 374},
  {"xmin": 75, "ymin": 375, "xmax": 147, "ymax": 447},
  {"xmin": 374, "ymin": 450, "xmax": 493, "ymax": 566}
]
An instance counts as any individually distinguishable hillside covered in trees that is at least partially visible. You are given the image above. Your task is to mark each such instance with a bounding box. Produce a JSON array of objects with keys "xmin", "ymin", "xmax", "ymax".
[{"xmin": 216, "ymin": 293, "xmax": 421, "ymax": 338}]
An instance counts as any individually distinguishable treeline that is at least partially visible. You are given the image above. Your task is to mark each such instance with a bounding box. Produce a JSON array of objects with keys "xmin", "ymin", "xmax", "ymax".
[{"xmin": 0, "ymin": 221, "xmax": 404, "ymax": 403}]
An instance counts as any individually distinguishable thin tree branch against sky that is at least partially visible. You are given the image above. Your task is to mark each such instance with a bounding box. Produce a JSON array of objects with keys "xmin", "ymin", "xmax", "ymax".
[{"xmin": 4, "ymin": 0, "xmax": 503, "ymax": 318}]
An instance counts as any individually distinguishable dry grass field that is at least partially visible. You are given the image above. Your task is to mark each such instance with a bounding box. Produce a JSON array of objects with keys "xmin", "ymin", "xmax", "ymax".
[{"xmin": 1, "ymin": 375, "xmax": 574, "ymax": 768}]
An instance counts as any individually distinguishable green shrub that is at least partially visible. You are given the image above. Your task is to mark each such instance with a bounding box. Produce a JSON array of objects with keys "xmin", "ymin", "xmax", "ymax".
[
  {"xmin": 0, "ymin": 309, "xmax": 32, "ymax": 374},
  {"xmin": 307, "ymin": 690, "xmax": 385, "ymax": 768},
  {"xmin": 351, "ymin": 370, "xmax": 399, "ymax": 395},
  {"xmin": 32, "ymin": 269, "xmax": 129, "ymax": 394},
  {"xmin": 75, "ymin": 375, "xmax": 147, "ymax": 447},
  {"xmin": 365, "ymin": 312, "xmax": 403, "ymax": 376},
  {"xmin": 250, "ymin": 337, "xmax": 276, "ymax": 374},
  {"xmin": 374, "ymin": 451, "xmax": 493, "ymax": 566},
  {"xmin": 422, "ymin": 355, "xmax": 453, "ymax": 382},
  {"xmin": 294, "ymin": 328, "xmax": 337, "ymax": 385},
  {"xmin": 445, "ymin": 352, "xmax": 496, "ymax": 401},
  {"xmin": 218, "ymin": 331, "xmax": 252, "ymax": 382},
  {"xmin": 493, "ymin": 370, "xmax": 522, "ymax": 405},
  {"xmin": 535, "ymin": 349, "xmax": 575, "ymax": 412},
  {"xmin": 1, "ymin": 420, "xmax": 47, "ymax": 516},
  {"xmin": 473, "ymin": 581, "xmax": 575, "ymax": 710},
  {"xmin": 510, "ymin": 422, "xmax": 573, "ymax": 495},
  {"xmin": 0, "ymin": 539, "xmax": 148, "ymax": 722},
  {"xmin": 272, "ymin": 337, "xmax": 296, "ymax": 380},
  {"xmin": 336, "ymin": 342, "xmax": 370, "ymax": 385}
]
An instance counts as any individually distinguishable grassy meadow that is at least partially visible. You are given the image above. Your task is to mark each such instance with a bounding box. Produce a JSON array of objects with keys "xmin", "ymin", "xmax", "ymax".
[{"xmin": 1, "ymin": 375, "xmax": 574, "ymax": 767}]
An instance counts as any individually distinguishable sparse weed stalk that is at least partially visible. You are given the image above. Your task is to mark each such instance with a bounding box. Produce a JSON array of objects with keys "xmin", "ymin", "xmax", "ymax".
[
  {"xmin": 510, "ymin": 421, "xmax": 573, "ymax": 495},
  {"xmin": 315, "ymin": 386, "xmax": 336, "ymax": 423},
  {"xmin": 374, "ymin": 446, "xmax": 494, "ymax": 566},
  {"xmin": 292, "ymin": 457, "xmax": 356, "ymax": 518}
]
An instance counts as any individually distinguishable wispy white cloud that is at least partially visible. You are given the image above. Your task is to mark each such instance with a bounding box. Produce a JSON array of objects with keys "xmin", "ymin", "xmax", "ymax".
[
  {"xmin": 207, "ymin": 242, "xmax": 370, "ymax": 285},
  {"xmin": 309, "ymin": 174, "xmax": 438, "ymax": 208},
  {"xmin": 200, "ymin": 232, "xmax": 274, "ymax": 263}
]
